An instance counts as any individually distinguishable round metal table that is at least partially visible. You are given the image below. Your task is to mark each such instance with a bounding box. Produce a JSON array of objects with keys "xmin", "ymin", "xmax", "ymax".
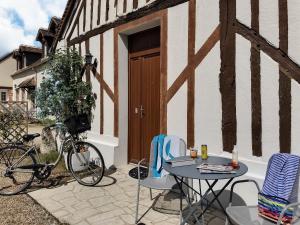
[{"xmin": 163, "ymin": 156, "xmax": 248, "ymax": 225}]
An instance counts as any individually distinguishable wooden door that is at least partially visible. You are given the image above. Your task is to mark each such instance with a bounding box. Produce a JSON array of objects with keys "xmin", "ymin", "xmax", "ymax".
[{"xmin": 128, "ymin": 27, "xmax": 161, "ymax": 164}]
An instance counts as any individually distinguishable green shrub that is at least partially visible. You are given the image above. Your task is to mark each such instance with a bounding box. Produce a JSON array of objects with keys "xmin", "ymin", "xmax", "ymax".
[{"xmin": 36, "ymin": 48, "xmax": 95, "ymax": 122}]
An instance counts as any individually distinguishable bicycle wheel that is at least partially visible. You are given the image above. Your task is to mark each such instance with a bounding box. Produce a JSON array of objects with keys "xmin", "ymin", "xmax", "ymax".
[
  {"xmin": 0, "ymin": 145, "xmax": 36, "ymax": 195},
  {"xmin": 67, "ymin": 141, "xmax": 105, "ymax": 186}
]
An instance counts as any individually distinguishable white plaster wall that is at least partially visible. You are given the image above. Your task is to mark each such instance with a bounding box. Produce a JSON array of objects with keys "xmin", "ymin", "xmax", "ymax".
[
  {"xmin": 259, "ymin": 0, "xmax": 279, "ymax": 48},
  {"xmin": 103, "ymin": 29, "xmax": 114, "ymax": 91},
  {"xmin": 36, "ymin": 65, "xmax": 47, "ymax": 89},
  {"xmin": 195, "ymin": 0, "xmax": 219, "ymax": 53},
  {"xmin": 291, "ymin": 80, "xmax": 300, "ymax": 155},
  {"xmin": 289, "ymin": 1, "xmax": 300, "ymax": 155},
  {"xmin": 235, "ymin": 35, "xmax": 252, "ymax": 159},
  {"xmin": 261, "ymin": 52, "xmax": 279, "ymax": 160},
  {"xmin": 194, "ymin": 43, "xmax": 222, "ymax": 154},
  {"xmin": 236, "ymin": 0, "xmax": 251, "ymax": 28},
  {"xmin": 56, "ymin": 39, "xmax": 67, "ymax": 50},
  {"xmin": 138, "ymin": 0, "xmax": 147, "ymax": 9},
  {"xmin": 100, "ymin": 0, "xmax": 107, "ymax": 25},
  {"xmin": 288, "ymin": 0, "xmax": 300, "ymax": 65},
  {"xmin": 116, "ymin": 34, "xmax": 129, "ymax": 166},
  {"xmin": 86, "ymin": 0, "xmax": 92, "ymax": 31},
  {"xmin": 167, "ymin": 83, "xmax": 187, "ymax": 142},
  {"xmin": 92, "ymin": 0, "xmax": 98, "ymax": 29},
  {"xmin": 108, "ymin": 0, "xmax": 116, "ymax": 22},
  {"xmin": 167, "ymin": 2, "xmax": 188, "ymax": 88},
  {"xmin": 126, "ymin": 0, "xmax": 133, "ymax": 14},
  {"xmin": 79, "ymin": 10, "xmax": 84, "ymax": 35},
  {"xmin": 103, "ymin": 92, "xmax": 114, "ymax": 136},
  {"xmin": 74, "ymin": 43, "xmax": 80, "ymax": 53},
  {"xmin": 89, "ymin": 35, "xmax": 101, "ymax": 134},
  {"xmin": 116, "ymin": 0, "xmax": 124, "ymax": 17},
  {"xmin": 70, "ymin": 26, "xmax": 78, "ymax": 41}
]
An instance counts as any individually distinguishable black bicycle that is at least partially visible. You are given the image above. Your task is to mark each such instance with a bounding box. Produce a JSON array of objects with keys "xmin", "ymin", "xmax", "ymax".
[{"xmin": 0, "ymin": 117, "xmax": 105, "ymax": 195}]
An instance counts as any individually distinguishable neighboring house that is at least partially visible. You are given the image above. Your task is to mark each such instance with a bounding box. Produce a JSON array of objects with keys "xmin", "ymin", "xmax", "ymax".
[
  {"xmin": 11, "ymin": 17, "xmax": 61, "ymax": 113},
  {"xmin": 12, "ymin": 45, "xmax": 44, "ymax": 112},
  {"xmin": 53, "ymin": 0, "xmax": 300, "ymax": 183},
  {"xmin": 0, "ymin": 52, "xmax": 15, "ymax": 102}
]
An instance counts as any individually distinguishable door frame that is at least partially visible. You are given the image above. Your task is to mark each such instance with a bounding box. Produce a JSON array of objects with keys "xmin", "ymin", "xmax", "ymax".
[
  {"xmin": 114, "ymin": 10, "xmax": 168, "ymax": 165},
  {"xmin": 128, "ymin": 47, "xmax": 161, "ymax": 164}
]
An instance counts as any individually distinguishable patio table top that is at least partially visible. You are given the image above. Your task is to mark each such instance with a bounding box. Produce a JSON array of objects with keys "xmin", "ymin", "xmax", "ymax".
[{"xmin": 163, "ymin": 155, "xmax": 248, "ymax": 180}]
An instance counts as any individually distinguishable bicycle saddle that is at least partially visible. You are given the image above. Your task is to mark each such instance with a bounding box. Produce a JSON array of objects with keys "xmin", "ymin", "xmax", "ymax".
[{"xmin": 23, "ymin": 133, "xmax": 40, "ymax": 142}]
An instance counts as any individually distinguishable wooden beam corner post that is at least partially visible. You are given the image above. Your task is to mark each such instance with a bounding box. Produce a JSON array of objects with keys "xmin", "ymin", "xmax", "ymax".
[
  {"xmin": 251, "ymin": 0, "xmax": 262, "ymax": 156},
  {"xmin": 219, "ymin": 0, "xmax": 237, "ymax": 152},
  {"xmin": 160, "ymin": 10, "xmax": 168, "ymax": 134},
  {"xmin": 114, "ymin": 29, "xmax": 119, "ymax": 137},
  {"xmin": 279, "ymin": 0, "xmax": 291, "ymax": 153},
  {"xmin": 187, "ymin": 0, "xmax": 196, "ymax": 148},
  {"xmin": 100, "ymin": 34, "xmax": 104, "ymax": 134}
]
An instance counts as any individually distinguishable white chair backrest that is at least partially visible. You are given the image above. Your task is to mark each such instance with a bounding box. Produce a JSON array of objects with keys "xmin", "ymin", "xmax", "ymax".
[{"xmin": 148, "ymin": 135, "xmax": 186, "ymax": 178}]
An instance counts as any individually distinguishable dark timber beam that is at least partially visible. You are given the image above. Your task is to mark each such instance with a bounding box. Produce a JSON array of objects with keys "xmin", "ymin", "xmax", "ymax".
[
  {"xmin": 97, "ymin": 0, "xmax": 101, "ymax": 25},
  {"xmin": 187, "ymin": 0, "xmax": 196, "ymax": 148},
  {"xmin": 279, "ymin": 0, "xmax": 291, "ymax": 153},
  {"xmin": 106, "ymin": 0, "xmax": 109, "ymax": 21},
  {"xmin": 251, "ymin": 0, "xmax": 262, "ymax": 156},
  {"xmin": 235, "ymin": 20, "xmax": 300, "ymax": 84},
  {"xmin": 90, "ymin": 0, "xmax": 94, "ymax": 30},
  {"xmin": 220, "ymin": 0, "xmax": 237, "ymax": 152},
  {"xmin": 85, "ymin": 39, "xmax": 91, "ymax": 82},
  {"xmin": 83, "ymin": 0, "xmax": 86, "ymax": 32},
  {"xmin": 123, "ymin": 0, "xmax": 127, "ymax": 13},
  {"xmin": 100, "ymin": 34, "xmax": 104, "ymax": 134},
  {"xmin": 133, "ymin": 0, "xmax": 138, "ymax": 9},
  {"xmin": 68, "ymin": 0, "xmax": 190, "ymax": 46}
]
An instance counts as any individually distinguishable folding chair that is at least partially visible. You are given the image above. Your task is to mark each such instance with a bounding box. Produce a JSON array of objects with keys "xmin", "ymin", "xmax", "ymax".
[
  {"xmin": 226, "ymin": 153, "xmax": 300, "ymax": 225},
  {"xmin": 135, "ymin": 135, "xmax": 187, "ymax": 224}
]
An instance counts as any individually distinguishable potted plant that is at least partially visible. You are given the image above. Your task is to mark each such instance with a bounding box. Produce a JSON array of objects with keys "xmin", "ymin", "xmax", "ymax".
[
  {"xmin": 36, "ymin": 48, "xmax": 96, "ymax": 170},
  {"xmin": 36, "ymin": 48, "xmax": 95, "ymax": 122}
]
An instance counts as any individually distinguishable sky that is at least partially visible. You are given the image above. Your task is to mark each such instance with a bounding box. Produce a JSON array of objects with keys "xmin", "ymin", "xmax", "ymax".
[{"xmin": 0, "ymin": 0, "xmax": 68, "ymax": 58}]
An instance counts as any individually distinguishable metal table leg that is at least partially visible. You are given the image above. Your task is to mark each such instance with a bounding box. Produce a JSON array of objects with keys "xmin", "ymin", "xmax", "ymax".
[{"xmin": 174, "ymin": 176, "xmax": 202, "ymax": 225}]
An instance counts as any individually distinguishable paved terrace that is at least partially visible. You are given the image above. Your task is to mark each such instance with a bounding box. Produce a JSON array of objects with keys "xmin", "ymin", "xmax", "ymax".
[{"xmin": 29, "ymin": 165, "xmax": 225, "ymax": 225}]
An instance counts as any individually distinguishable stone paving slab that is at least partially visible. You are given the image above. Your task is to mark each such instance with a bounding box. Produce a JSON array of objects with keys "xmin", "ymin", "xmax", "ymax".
[{"xmin": 29, "ymin": 165, "xmax": 225, "ymax": 225}]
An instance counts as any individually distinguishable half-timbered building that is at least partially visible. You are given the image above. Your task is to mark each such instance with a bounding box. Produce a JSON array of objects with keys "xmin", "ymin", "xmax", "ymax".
[
  {"xmin": 53, "ymin": 0, "xmax": 300, "ymax": 195},
  {"xmin": 12, "ymin": 17, "xmax": 61, "ymax": 113}
]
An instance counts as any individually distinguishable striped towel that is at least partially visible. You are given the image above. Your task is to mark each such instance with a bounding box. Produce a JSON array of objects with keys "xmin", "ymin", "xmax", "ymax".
[
  {"xmin": 151, "ymin": 135, "xmax": 182, "ymax": 178},
  {"xmin": 262, "ymin": 153, "xmax": 300, "ymax": 202},
  {"xmin": 258, "ymin": 153, "xmax": 300, "ymax": 223},
  {"xmin": 258, "ymin": 193, "xmax": 294, "ymax": 223}
]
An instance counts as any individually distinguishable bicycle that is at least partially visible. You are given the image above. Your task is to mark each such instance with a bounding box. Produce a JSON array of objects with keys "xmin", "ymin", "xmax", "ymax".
[{"xmin": 0, "ymin": 122, "xmax": 105, "ymax": 195}]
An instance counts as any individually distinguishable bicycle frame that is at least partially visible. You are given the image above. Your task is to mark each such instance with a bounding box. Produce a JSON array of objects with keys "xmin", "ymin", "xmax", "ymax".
[{"xmin": 8, "ymin": 124, "xmax": 88, "ymax": 174}]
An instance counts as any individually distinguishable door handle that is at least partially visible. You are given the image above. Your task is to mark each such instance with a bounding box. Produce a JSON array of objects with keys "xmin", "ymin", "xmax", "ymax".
[
  {"xmin": 134, "ymin": 107, "xmax": 139, "ymax": 114},
  {"xmin": 140, "ymin": 105, "xmax": 144, "ymax": 118}
]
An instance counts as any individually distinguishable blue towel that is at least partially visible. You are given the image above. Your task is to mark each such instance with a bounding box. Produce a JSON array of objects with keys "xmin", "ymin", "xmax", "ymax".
[
  {"xmin": 262, "ymin": 153, "xmax": 300, "ymax": 203},
  {"xmin": 151, "ymin": 134, "xmax": 175, "ymax": 178}
]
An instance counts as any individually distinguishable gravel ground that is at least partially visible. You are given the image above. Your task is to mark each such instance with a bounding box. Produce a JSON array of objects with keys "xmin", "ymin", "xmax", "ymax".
[
  {"xmin": 0, "ymin": 123, "xmax": 71, "ymax": 225},
  {"xmin": 0, "ymin": 194, "xmax": 69, "ymax": 225},
  {"xmin": 0, "ymin": 168, "xmax": 72, "ymax": 225}
]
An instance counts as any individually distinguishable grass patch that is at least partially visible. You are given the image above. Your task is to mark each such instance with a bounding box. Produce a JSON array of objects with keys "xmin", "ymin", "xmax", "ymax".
[{"xmin": 39, "ymin": 150, "xmax": 67, "ymax": 173}]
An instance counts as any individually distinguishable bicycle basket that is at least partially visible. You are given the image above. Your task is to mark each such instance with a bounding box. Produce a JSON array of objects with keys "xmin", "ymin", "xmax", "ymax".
[{"xmin": 64, "ymin": 114, "xmax": 91, "ymax": 135}]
